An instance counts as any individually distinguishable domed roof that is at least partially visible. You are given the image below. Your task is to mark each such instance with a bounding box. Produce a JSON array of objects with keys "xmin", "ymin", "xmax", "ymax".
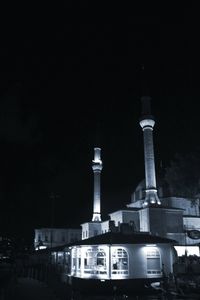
[{"xmin": 131, "ymin": 176, "xmax": 171, "ymax": 203}]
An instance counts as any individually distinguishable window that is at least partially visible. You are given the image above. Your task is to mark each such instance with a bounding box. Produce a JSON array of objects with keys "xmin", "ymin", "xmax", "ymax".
[
  {"xmin": 71, "ymin": 248, "xmax": 77, "ymax": 275},
  {"xmin": 111, "ymin": 247, "xmax": 128, "ymax": 275},
  {"xmin": 84, "ymin": 247, "xmax": 107, "ymax": 275},
  {"xmin": 45, "ymin": 235, "xmax": 48, "ymax": 242},
  {"xmin": 146, "ymin": 247, "xmax": 161, "ymax": 275},
  {"xmin": 96, "ymin": 251, "xmax": 107, "ymax": 274},
  {"xmin": 94, "ymin": 230, "xmax": 98, "ymax": 236},
  {"xmin": 84, "ymin": 248, "xmax": 96, "ymax": 274}
]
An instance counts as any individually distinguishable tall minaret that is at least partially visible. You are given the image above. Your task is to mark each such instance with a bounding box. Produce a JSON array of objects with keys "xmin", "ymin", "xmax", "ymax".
[
  {"xmin": 92, "ymin": 147, "xmax": 103, "ymax": 221},
  {"xmin": 139, "ymin": 96, "xmax": 161, "ymax": 206}
]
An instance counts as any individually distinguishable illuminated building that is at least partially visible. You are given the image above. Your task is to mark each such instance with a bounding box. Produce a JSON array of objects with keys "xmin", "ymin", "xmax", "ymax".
[
  {"xmin": 80, "ymin": 97, "xmax": 200, "ymax": 257},
  {"xmin": 50, "ymin": 230, "xmax": 176, "ymax": 291},
  {"xmin": 122, "ymin": 97, "xmax": 200, "ymax": 252},
  {"xmin": 36, "ymin": 97, "xmax": 200, "ymax": 291},
  {"xmin": 34, "ymin": 228, "xmax": 81, "ymax": 250},
  {"xmin": 35, "ymin": 96, "xmax": 200, "ymax": 272}
]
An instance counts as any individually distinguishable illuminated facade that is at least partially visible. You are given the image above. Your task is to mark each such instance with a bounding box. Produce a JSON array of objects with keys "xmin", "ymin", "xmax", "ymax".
[
  {"xmin": 80, "ymin": 97, "xmax": 200, "ymax": 250},
  {"xmin": 34, "ymin": 97, "xmax": 200, "ymax": 291},
  {"xmin": 69, "ymin": 232, "xmax": 175, "ymax": 281},
  {"xmin": 34, "ymin": 228, "xmax": 81, "ymax": 250},
  {"xmin": 48, "ymin": 232, "xmax": 176, "ymax": 291}
]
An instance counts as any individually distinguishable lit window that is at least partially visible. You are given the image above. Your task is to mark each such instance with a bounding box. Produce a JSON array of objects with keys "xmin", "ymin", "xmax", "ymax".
[
  {"xmin": 146, "ymin": 247, "xmax": 161, "ymax": 275},
  {"xmin": 96, "ymin": 251, "xmax": 107, "ymax": 274},
  {"xmin": 84, "ymin": 248, "xmax": 107, "ymax": 275},
  {"xmin": 111, "ymin": 247, "xmax": 129, "ymax": 275},
  {"xmin": 71, "ymin": 248, "xmax": 77, "ymax": 275}
]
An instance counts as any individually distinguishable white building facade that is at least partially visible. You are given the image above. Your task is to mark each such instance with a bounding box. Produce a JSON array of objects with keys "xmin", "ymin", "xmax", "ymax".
[{"xmin": 34, "ymin": 228, "xmax": 81, "ymax": 250}]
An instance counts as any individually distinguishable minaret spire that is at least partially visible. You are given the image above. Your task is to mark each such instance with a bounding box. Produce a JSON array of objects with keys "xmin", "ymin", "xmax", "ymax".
[
  {"xmin": 92, "ymin": 147, "xmax": 102, "ymax": 221},
  {"xmin": 139, "ymin": 96, "xmax": 161, "ymax": 206}
]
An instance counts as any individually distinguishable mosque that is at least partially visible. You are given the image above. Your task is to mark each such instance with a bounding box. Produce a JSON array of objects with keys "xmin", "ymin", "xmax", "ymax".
[
  {"xmin": 35, "ymin": 97, "xmax": 200, "ymax": 257},
  {"xmin": 33, "ymin": 97, "xmax": 200, "ymax": 291},
  {"xmin": 81, "ymin": 97, "xmax": 200, "ymax": 254}
]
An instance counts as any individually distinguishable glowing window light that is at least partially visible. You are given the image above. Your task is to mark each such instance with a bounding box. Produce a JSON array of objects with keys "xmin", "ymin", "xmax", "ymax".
[
  {"xmin": 71, "ymin": 245, "xmax": 109, "ymax": 279},
  {"xmin": 83, "ymin": 247, "xmax": 107, "ymax": 275},
  {"xmin": 174, "ymin": 246, "xmax": 200, "ymax": 257},
  {"xmin": 144, "ymin": 246, "xmax": 161, "ymax": 276},
  {"xmin": 36, "ymin": 245, "xmax": 47, "ymax": 251},
  {"xmin": 111, "ymin": 247, "xmax": 129, "ymax": 277}
]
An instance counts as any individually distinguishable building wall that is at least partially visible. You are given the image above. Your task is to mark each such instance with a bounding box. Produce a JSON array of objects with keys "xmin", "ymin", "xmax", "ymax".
[
  {"xmin": 148, "ymin": 208, "xmax": 184, "ymax": 236},
  {"xmin": 34, "ymin": 228, "xmax": 81, "ymax": 249},
  {"xmin": 109, "ymin": 211, "xmax": 123, "ymax": 226},
  {"xmin": 139, "ymin": 209, "xmax": 150, "ymax": 232},
  {"xmin": 81, "ymin": 222, "xmax": 102, "ymax": 240},
  {"xmin": 127, "ymin": 244, "xmax": 174, "ymax": 278},
  {"xmin": 69, "ymin": 243, "xmax": 174, "ymax": 280},
  {"xmin": 183, "ymin": 217, "xmax": 200, "ymax": 230},
  {"xmin": 101, "ymin": 220, "xmax": 111, "ymax": 234},
  {"xmin": 162, "ymin": 197, "xmax": 200, "ymax": 216},
  {"xmin": 109, "ymin": 211, "xmax": 140, "ymax": 231}
]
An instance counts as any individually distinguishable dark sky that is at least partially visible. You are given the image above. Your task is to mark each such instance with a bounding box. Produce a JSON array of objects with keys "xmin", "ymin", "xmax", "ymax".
[{"xmin": 0, "ymin": 4, "xmax": 199, "ymax": 243}]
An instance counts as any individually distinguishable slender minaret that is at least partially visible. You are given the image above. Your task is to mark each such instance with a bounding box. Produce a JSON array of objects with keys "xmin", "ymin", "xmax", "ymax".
[
  {"xmin": 139, "ymin": 96, "xmax": 161, "ymax": 206},
  {"xmin": 92, "ymin": 147, "xmax": 103, "ymax": 221}
]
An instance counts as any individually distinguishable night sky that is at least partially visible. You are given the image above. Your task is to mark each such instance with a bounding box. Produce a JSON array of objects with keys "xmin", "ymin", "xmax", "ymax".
[{"xmin": 0, "ymin": 4, "xmax": 199, "ymax": 244}]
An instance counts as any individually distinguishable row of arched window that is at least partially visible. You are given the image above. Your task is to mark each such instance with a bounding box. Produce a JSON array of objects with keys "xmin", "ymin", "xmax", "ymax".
[{"xmin": 71, "ymin": 246, "xmax": 161, "ymax": 277}]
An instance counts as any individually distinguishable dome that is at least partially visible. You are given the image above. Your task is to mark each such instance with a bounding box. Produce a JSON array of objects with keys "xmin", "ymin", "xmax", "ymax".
[{"xmin": 131, "ymin": 176, "xmax": 171, "ymax": 203}]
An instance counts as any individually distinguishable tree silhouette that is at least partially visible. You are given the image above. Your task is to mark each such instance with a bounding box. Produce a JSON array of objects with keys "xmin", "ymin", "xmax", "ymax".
[{"xmin": 164, "ymin": 151, "xmax": 200, "ymax": 203}]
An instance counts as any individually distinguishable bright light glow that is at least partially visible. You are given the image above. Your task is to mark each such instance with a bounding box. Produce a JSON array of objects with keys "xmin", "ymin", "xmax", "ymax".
[
  {"xmin": 36, "ymin": 245, "xmax": 47, "ymax": 251},
  {"xmin": 93, "ymin": 159, "xmax": 102, "ymax": 164},
  {"xmin": 71, "ymin": 245, "xmax": 129, "ymax": 280},
  {"xmin": 174, "ymin": 246, "xmax": 200, "ymax": 257},
  {"xmin": 146, "ymin": 244, "xmax": 157, "ymax": 247},
  {"xmin": 39, "ymin": 245, "xmax": 47, "ymax": 250}
]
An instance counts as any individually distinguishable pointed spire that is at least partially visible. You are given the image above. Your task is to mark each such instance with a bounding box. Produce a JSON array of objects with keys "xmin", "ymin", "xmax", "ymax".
[
  {"xmin": 92, "ymin": 148, "xmax": 103, "ymax": 222},
  {"xmin": 141, "ymin": 96, "xmax": 152, "ymax": 117},
  {"xmin": 93, "ymin": 121, "xmax": 104, "ymax": 150},
  {"xmin": 139, "ymin": 70, "xmax": 161, "ymax": 207}
]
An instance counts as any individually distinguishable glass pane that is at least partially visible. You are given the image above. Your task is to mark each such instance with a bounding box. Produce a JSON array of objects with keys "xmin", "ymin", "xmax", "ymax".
[{"xmin": 111, "ymin": 248, "xmax": 128, "ymax": 275}]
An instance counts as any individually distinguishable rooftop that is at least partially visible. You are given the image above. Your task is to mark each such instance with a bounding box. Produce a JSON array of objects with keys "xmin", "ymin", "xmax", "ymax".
[{"xmin": 69, "ymin": 232, "xmax": 177, "ymax": 246}]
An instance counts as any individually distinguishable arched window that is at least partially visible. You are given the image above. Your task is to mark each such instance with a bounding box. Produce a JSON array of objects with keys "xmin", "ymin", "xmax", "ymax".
[
  {"xmin": 111, "ymin": 247, "xmax": 129, "ymax": 275},
  {"xmin": 146, "ymin": 247, "xmax": 161, "ymax": 275},
  {"xmin": 84, "ymin": 248, "xmax": 95, "ymax": 274},
  {"xmin": 96, "ymin": 250, "xmax": 107, "ymax": 274},
  {"xmin": 83, "ymin": 248, "xmax": 107, "ymax": 275}
]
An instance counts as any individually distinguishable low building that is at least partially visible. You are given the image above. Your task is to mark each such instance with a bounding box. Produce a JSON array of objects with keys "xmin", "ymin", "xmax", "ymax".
[
  {"xmin": 34, "ymin": 228, "xmax": 81, "ymax": 250},
  {"xmin": 66, "ymin": 231, "xmax": 177, "ymax": 292},
  {"xmin": 81, "ymin": 97, "xmax": 200, "ymax": 256}
]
